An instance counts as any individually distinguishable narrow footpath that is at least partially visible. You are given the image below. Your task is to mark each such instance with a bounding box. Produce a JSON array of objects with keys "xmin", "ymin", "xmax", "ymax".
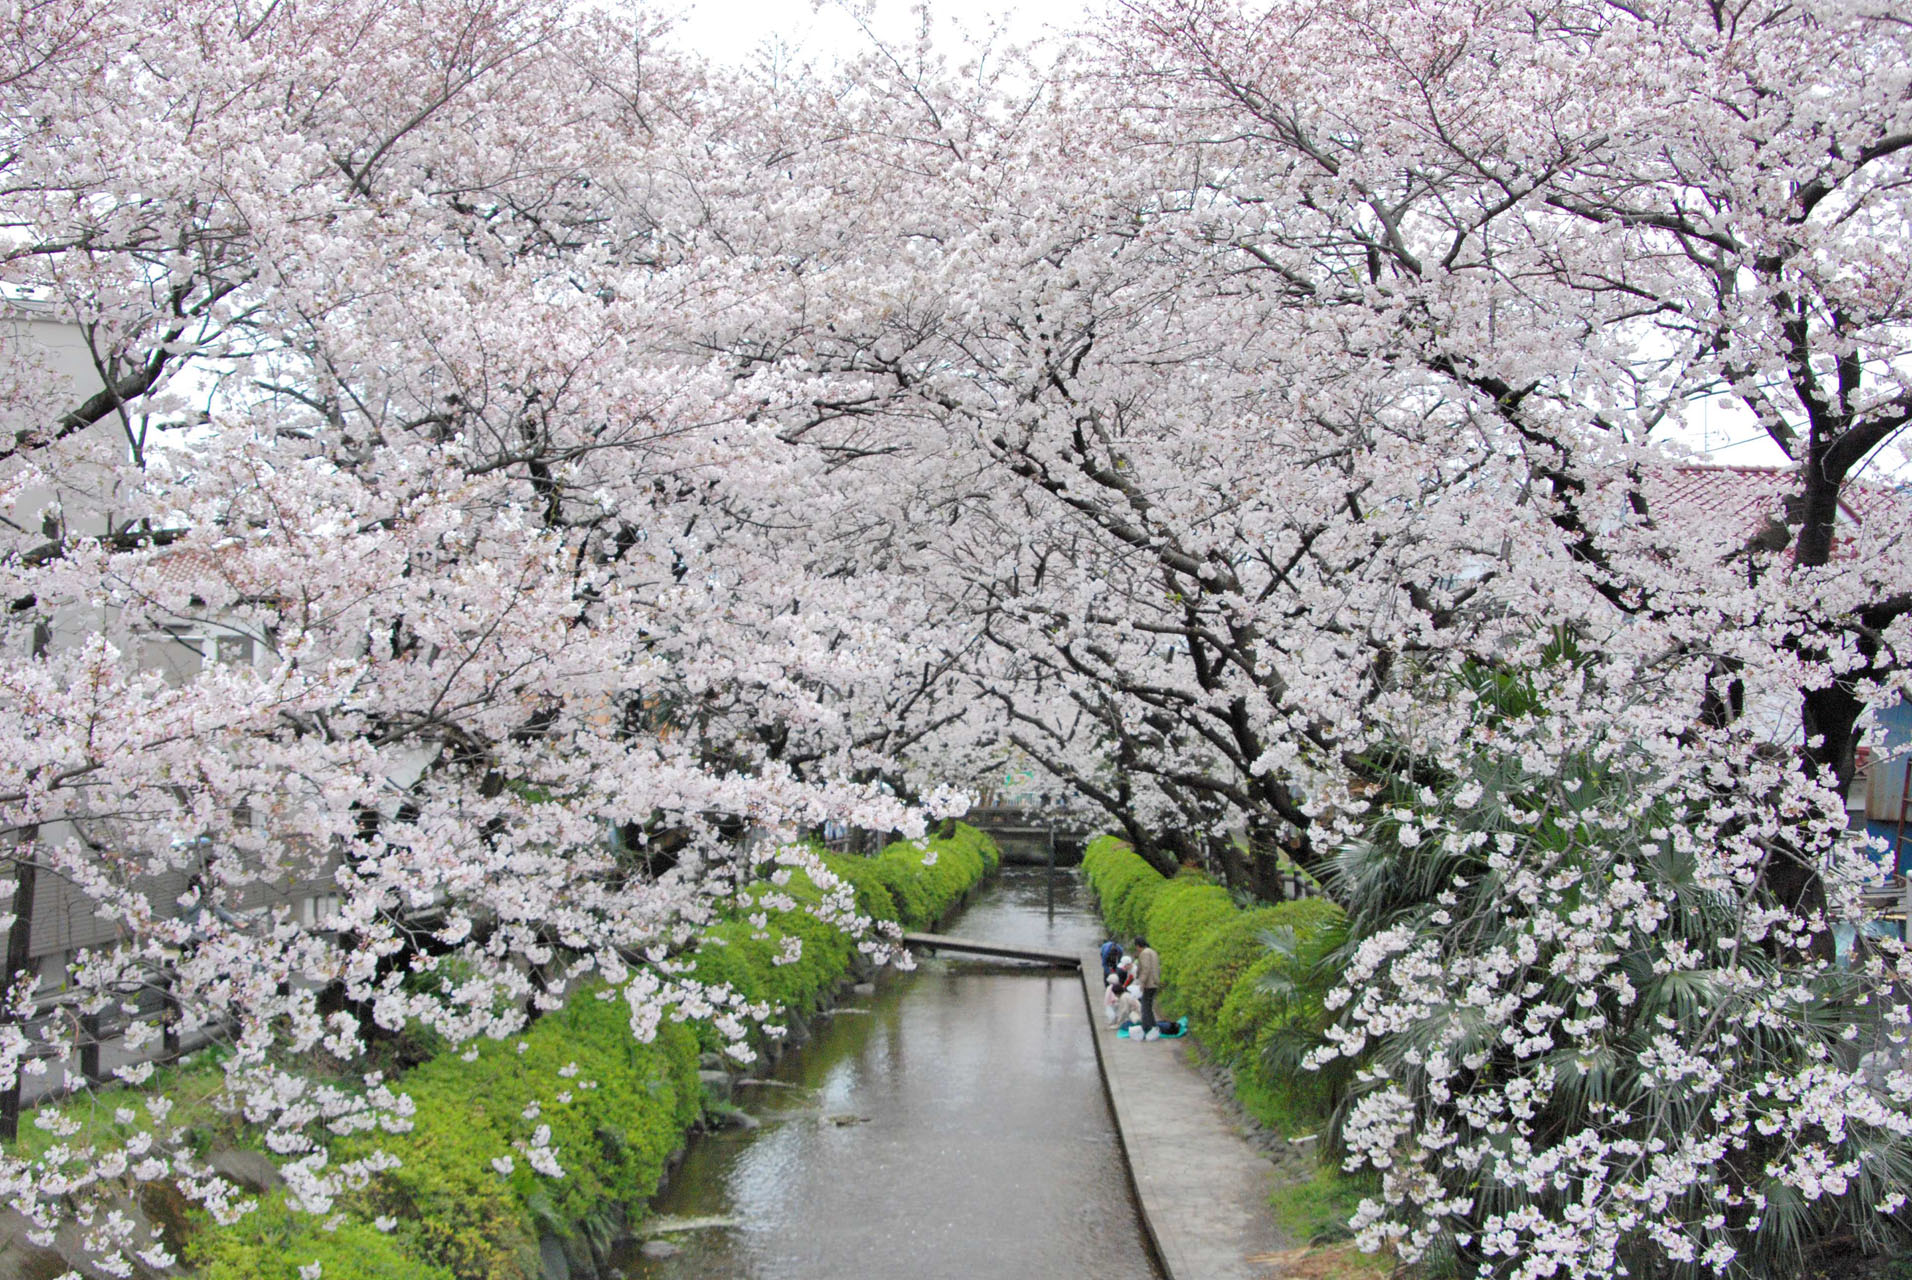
[{"xmin": 1078, "ymin": 949, "xmax": 1292, "ymax": 1280}]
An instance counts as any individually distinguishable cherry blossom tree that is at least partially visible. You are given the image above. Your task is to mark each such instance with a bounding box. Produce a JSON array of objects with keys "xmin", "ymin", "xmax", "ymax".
[
  {"xmin": 0, "ymin": 0, "xmax": 1908, "ymax": 1274},
  {"xmin": 1068, "ymin": 1, "xmax": 1912, "ymax": 1275},
  {"xmin": 0, "ymin": 0, "xmax": 962, "ymax": 1261},
  {"xmin": 689, "ymin": 3, "xmax": 1912, "ymax": 1273}
]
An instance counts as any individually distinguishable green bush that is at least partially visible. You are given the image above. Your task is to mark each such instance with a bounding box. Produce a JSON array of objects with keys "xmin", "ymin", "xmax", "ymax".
[
  {"xmin": 1212, "ymin": 948, "xmax": 1285, "ymax": 1063},
  {"xmin": 1081, "ymin": 835, "xmax": 1169, "ymax": 939},
  {"xmin": 1209, "ymin": 898, "xmax": 1345, "ymax": 1061},
  {"xmin": 817, "ymin": 851, "xmax": 900, "ymax": 923},
  {"xmin": 1171, "ymin": 905, "xmax": 1292, "ymax": 1033},
  {"xmin": 867, "ymin": 823, "xmax": 995, "ymax": 929},
  {"xmin": 1082, "ymin": 835, "xmax": 1348, "ymax": 1134},
  {"xmin": 1142, "ymin": 875, "xmax": 1237, "ymax": 970},
  {"xmin": 188, "ymin": 1194, "xmax": 455, "ymax": 1280},
  {"xmin": 342, "ymin": 1000, "xmax": 703, "ymax": 1280}
]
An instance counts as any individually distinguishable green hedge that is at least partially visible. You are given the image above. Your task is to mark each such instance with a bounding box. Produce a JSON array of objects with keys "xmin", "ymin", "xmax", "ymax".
[
  {"xmin": 816, "ymin": 850, "xmax": 899, "ymax": 922},
  {"xmin": 1210, "ymin": 898, "xmax": 1347, "ymax": 1065},
  {"xmin": 1172, "ymin": 905, "xmax": 1294, "ymax": 1031},
  {"xmin": 190, "ymin": 822, "xmax": 1000, "ymax": 1280},
  {"xmin": 1143, "ymin": 876, "xmax": 1238, "ymax": 979},
  {"xmin": 1082, "ymin": 834, "xmax": 1167, "ymax": 939},
  {"xmin": 189, "ymin": 1194, "xmax": 455, "ymax": 1280},
  {"xmin": 867, "ymin": 823, "xmax": 997, "ymax": 930}
]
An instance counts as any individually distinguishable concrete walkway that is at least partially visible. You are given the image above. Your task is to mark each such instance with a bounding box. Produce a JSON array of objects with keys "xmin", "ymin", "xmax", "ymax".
[{"xmin": 1079, "ymin": 950, "xmax": 1290, "ymax": 1280}]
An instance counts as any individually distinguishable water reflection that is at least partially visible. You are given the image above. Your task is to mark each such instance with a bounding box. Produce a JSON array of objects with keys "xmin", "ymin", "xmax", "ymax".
[{"xmin": 622, "ymin": 867, "xmax": 1159, "ymax": 1280}]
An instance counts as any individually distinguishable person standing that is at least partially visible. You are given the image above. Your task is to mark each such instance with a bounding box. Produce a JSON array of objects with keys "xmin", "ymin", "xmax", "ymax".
[{"xmin": 1133, "ymin": 936, "xmax": 1161, "ymax": 1039}]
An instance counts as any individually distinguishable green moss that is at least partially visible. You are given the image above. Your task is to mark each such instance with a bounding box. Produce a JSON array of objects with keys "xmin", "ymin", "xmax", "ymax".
[{"xmin": 188, "ymin": 1194, "xmax": 455, "ymax": 1280}]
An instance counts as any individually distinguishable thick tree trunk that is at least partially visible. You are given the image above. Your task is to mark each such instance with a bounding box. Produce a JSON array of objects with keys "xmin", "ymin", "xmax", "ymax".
[
  {"xmin": 1125, "ymin": 826, "xmax": 1182, "ymax": 880},
  {"xmin": 1214, "ymin": 833, "xmax": 1256, "ymax": 898},
  {"xmin": 1240, "ymin": 822, "xmax": 1302, "ymax": 902},
  {"xmin": 1782, "ymin": 434, "xmax": 1869, "ymax": 951},
  {"xmin": 2, "ymin": 834, "xmax": 39, "ymax": 1142}
]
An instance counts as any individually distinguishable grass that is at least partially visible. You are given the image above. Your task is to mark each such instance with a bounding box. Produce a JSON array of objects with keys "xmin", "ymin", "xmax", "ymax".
[
  {"xmin": 1233, "ymin": 1061, "xmax": 1329, "ymax": 1140},
  {"xmin": 1271, "ymin": 1164, "xmax": 1377, "ymax": 1246},
  {"xmin": 6, "ymin": 1047, "xmax": 241, "ymax": 1161}
]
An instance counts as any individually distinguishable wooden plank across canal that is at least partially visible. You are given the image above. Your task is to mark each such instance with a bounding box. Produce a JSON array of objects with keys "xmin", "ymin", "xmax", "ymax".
[{"xmin": 899, "ymin": 931, "xmax": 1079, "ymax": 967}]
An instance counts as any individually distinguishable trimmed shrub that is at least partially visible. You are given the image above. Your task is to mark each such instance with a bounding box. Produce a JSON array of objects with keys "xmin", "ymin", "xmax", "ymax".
[
  {"xmin": 1209, "ymin": 898, "xmax": 1346, "ymax": 1064},
  {"xmin": 1081, "ymin": 835, "xmax": 1348, "ymax": 1126},
  {"xmin": 1212, "ymin": 948, "xmax": 1286, "ymax": 1064},
  {"xmin": 1171, "ymin": 905, "xmax": 1292, "ymax": 1033},
  {"xmin": 1081, "ymin": 835, "xmax": 1169, "ymax": 939},
  {"xmin": 867, "ymin": 823, "xmax": 996, "ymax": 929},
  {"xmin": 188, "ymin": 1194, "xmax": 455, "ymax": 1280},
  {"xmin": 341, "ymin": 1002, "xmax": 703, "ymax": 1280},
  {"xmin": 817, "ymin": 851, "xmax": 900, "ymax": 923},
  {"xmin": 1143, "ymin": 875, "xmax": 1238, "ymax": 971}
]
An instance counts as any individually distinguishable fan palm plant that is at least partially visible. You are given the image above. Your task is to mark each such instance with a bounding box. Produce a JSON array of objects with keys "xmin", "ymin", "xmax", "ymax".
[{"xmin": 1308, "ymin": 659, "xmax": 1912, "ymax": 1279}]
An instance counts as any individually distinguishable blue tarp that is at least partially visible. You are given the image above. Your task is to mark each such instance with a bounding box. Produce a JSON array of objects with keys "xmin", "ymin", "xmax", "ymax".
[{"xmin": 1866, "ymin": 699, "xmax": 1912, "ymax": 879}]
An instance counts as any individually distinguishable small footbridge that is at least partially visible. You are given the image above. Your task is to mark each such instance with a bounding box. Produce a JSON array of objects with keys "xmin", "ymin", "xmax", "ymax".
[
  {"xmin": 900, "ymin": 932, "xmax": 1080, "ymax": 968},
  {"xmin": 963, "ymin": 804, "xmax": 1097, "ymax": 867}
]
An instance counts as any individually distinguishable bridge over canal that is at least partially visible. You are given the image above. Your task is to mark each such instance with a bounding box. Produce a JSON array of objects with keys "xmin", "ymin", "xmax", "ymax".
[{"xmin": 961, "ymin": 804, "xmax": 1096, "ymax": 867}]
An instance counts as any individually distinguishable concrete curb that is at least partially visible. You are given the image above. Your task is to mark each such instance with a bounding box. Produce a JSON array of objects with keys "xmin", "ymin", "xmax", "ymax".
[
  {"xmin": 1078, "ymin": 948, "xmax": 1176, "ymax": 1277},
  {"xmin": 1077, "ymin": 949, "xmax": 1288, "ymax": 1280}
]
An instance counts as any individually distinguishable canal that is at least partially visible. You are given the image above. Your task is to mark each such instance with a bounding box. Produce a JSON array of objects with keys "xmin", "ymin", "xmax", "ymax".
[{"xmin": 620, "ymin": 866, "xmax": 1162, "ymax": 1279}]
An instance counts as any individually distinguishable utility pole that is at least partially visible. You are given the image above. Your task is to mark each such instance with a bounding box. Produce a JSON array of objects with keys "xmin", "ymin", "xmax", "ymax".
[{"xmin": 1046, "ymin": 816, "xmax": 1057, "ymax": 921}]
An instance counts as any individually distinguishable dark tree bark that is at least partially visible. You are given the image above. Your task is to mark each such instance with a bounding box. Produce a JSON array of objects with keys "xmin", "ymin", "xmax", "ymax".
[{"xmin": 2, "ymin": 835, "xmax": 40, "ymax": 1142}]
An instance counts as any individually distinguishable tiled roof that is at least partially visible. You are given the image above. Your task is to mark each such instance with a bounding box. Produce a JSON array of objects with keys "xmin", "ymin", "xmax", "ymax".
[
  {"xmin": 1648, "ymin": 464, "xmax": 1910, "ymax": 555},
  {"xmin": 116, "ymin": 540, "xmax": 288, "ymax": 610}
]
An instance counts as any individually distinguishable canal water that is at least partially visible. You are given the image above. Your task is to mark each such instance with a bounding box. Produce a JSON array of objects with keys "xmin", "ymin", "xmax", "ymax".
[{"xmin": 620, "ymin": 866, "xmax": 1161, "ymax": 1280}]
